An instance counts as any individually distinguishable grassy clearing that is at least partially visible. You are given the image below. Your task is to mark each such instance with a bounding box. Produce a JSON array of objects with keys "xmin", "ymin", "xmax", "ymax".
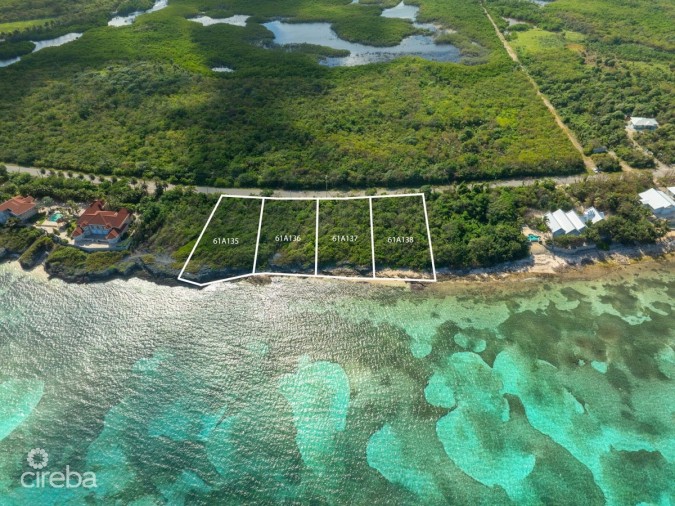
[
  {"xmin": 0, "ymin": 18, "xmax": 54, "ymax": 35},
  {"xmin": 509, "ymin": 28, "xmax": 585, "ymax": 80}
]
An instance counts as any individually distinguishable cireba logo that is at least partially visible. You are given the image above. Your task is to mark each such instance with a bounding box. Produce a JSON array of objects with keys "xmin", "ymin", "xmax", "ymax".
[{"xmin": 21, "ymin": 449, "xmax": 97, "ymax": 489}]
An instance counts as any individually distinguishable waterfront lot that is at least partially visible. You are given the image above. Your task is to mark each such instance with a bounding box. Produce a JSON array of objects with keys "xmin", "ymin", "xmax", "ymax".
[
  {"xmin": 372, "ymin": 195, "xmax": 434, "ymax": 279},
  {"xmin": 181, "ymin": 196, "xmax": 262, "ymax": 279},
  {"xmin": 179, "ymin": 194, "xmax": 436, "ymax": 284},
  {"xmin": 255, "ymin": 199, "xmax": 317, "ymax": 275},
  {"xmin": 317, "ymin": 199, "xmax": 373, "ymax": 277}
]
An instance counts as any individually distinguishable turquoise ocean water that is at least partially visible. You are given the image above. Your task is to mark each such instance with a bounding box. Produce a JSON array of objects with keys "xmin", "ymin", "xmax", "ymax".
[{"xmin": 0, "ymin": 261, "xmax": 673, "ymax": 504}]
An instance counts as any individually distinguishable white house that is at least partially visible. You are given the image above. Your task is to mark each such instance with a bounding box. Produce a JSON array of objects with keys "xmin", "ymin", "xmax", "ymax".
[
  {"xmin": 583, "ymin": 207, "xmax": 605, "ymax": 224},
  {"xmin": 0, "ymin": 196, "xmax": 37, "ymax": 225},
  {"xmin": 545, "ymin": 209, "xmax": 586, "ymax": 237},
  {"xmin": 668, "ymin": 187, "xmax": 675, "ymax": 198},
  {"xmin": 629, "ymin": 117, "xmax": 659, "ymax": 131},
  {"xmin": 639, "ymin": 188, "xmax": 675, "ymax": 219}
]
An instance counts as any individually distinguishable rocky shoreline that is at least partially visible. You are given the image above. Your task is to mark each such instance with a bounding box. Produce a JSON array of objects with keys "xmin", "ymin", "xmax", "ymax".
[{"xmin": 2, "ymin": 235, "xmax": 674, "ymax": 288}]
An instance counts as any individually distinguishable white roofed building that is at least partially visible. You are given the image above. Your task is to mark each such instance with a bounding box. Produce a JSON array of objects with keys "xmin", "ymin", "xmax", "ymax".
[
  {"xmin": 639, "ymin": 189, "xmax": 675, "ymax": 218},
  {"xmin": 668, "ymin": 187, "xmax": 675, "ymax": 198},
  {"xmin": 629, "ymin": 117, "xmax": 659, "ymax": 131},
  {"xmin": 583, "ymin": 207, "xmax": 605, "ymax": 224},
  {"xmin": 545, "ymin": 209, "xmax": 586, "ymax": 237}
]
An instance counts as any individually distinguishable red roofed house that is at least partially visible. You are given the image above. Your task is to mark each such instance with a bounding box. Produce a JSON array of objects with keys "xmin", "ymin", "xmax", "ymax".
[
  {"xmin": 0, "ymin": 196, "xmax": 38, "ymax": 225},
  {"xmin": 72, "ymin": 200, "xmax": 132, "ymax": 246}
]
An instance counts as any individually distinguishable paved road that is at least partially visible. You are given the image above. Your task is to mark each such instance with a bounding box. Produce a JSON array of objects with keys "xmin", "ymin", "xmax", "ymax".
[{"xmin": 5, "ymin": 163, "xmax": 590, "ymax": 198}]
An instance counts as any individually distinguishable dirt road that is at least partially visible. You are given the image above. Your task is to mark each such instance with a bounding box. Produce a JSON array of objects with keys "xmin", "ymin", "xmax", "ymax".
[{"xmin": 482, "ymin": 4, "xmax": 596, "ymax": 172}]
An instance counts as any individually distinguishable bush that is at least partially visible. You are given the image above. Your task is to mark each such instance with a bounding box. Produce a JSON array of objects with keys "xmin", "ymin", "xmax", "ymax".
[
  {"xmin": 615, "ymin": 147, "xmax": 655, "ymax": 169},
  {"xmin": 0, "ymin": 225, "xmax": 43, "ymax": 254},
  {"xmin": 548, "ymin": 234, "xmax": 587, "ymax": 249},
  {"xmin": 0, "ymin": 41, "xmax": 35, "ymax": 59},
  {"xmin": 18, "ymin": 235, "xmax": 54, "ymax": 269},
  {"xmin": 45, "ymin": 246, "xmax": 126, "ymax": 276},
  {"xmin": 592, "ymin": 154, "xmax": 621, "ymax": 172}
]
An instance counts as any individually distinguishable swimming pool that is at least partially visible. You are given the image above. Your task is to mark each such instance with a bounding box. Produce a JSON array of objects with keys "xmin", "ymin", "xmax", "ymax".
[{"xmin": 48, "ymin": 213, "xmax": 63, "ymax": 222}]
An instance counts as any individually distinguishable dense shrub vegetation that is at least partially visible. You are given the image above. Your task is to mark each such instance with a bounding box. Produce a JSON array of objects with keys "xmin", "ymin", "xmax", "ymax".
[
  {"xmin": 427, "ymin": 185, "xmax": 529, "ymax": 268},
  {"xmin": 0, "ymin": 168, "xmax": 669, "ymax": 278},
  {"xmin": 317, "ymin": 199, "xmax": 372, "ymax": 271},
  {"xmin": 486, "ymin": 0, "xmax": 674, "ymax": 165},
  {"xmin": 45, "ymin": 246, "xmax": 127, "ymax": 277},
  {"xmin": 179, "ymin": 197, "xmax": 262, "ymax": 276},
  {"xmin": 371, "ymin": 196, "xmax": 433, "ymax": 272},
  {"xmin": 255, "ymin": 200, "xmax": 317, "ymax": 272},
  {"xmin": 18, "ymin": 235, "xmax": 54, "ymax": 268},
  {"xmin": 0, "ymin": 0, "xmax": 127, "ymax": 38},
  {"xmin": 0, "ymin": 0, "xmax": 582, "ymax": 188},
  {"xmin": 0, "ymin": 222, "xmax": 44, "ymax": 254}
]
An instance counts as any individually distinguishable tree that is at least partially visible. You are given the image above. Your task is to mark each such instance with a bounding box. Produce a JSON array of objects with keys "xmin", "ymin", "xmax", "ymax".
[
  {"xmin": 592, "ymin": 154, "xmax": 621, "ymax": 172},
  {"xmin": 154, "ymin": 181, "xmax": 166, "ymax": 199},
  {"xmin": 41, "ymin": 196, "xmax": 54, "ymax": 208}
]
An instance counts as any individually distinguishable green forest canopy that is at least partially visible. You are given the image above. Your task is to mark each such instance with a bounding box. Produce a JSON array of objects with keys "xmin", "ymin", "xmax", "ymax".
[
  {"xmin": 0, "ymin": 0, "xmax": 583, "ymax": 188},
  {"xmin": 486, "ymin": 0, "xmax": 674, "ymax": 165}
]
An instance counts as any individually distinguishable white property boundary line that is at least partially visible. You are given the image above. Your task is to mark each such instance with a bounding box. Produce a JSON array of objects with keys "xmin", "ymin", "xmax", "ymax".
[
  {"xmin": 252, "ymin": 198, "xmax": 265, "ymax": 275},
  {"xmin": 178, "ymin": 193, "xmax": 437, "ymax": 287},
  {"xmin": 177, "ymin": 194, "xmax": 225, "ymax": 287},
  {"xmin": 369, "ymin": 197, "xmax": 376, "ymax": 278},
  {"xmin": 422, "ymin": 193, "xmax": 438, "ymax": 282},
  {"xmin": 314, "ymin": 199, "xmax": 320, "ymax": 276}
]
